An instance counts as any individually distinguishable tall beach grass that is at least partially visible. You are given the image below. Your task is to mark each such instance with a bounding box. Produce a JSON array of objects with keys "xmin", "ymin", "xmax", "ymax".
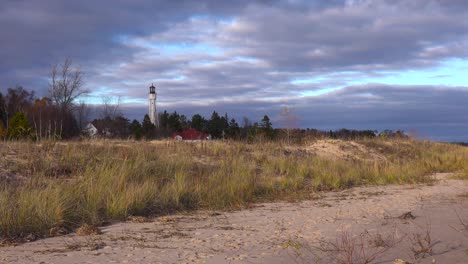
[{"xmin": 1, "ymin": 138, "xmax": 467, "ymax": 241}]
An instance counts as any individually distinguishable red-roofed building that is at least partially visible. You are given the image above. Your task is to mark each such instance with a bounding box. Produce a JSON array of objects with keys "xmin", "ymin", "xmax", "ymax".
[{"xmin": 172, "ymin": 128, "xmax": 211, "ymax": 141}]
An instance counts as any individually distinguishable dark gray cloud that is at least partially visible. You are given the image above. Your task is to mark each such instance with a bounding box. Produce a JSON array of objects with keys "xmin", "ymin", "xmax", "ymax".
[
  {"xmin": 0, "ymin": 0, "xmax": 278, "ymax": 91},
  {"xmin": 219, "ymin": 0, "xmax": 468, "ymax": 71},
  {"xmin": 1, "ymin": 0, "xmax": 468, "ymax": 141}
]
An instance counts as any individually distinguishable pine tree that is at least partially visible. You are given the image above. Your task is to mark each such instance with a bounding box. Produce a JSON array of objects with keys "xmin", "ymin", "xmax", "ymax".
[
  {"xmin": 7, "ymin": 112, "xmax": 31, "ymax": 140},
  {"xmin": 180, "ymin": 114, "xmax": 189, "ymax": 130},
  {"xmin": 191, "ymin": 114, "xmax": 206, "ymax": 132},
  {"xmin": 130, "ymin": 119, "xmax": 142, "ymax": 140},
  {"xmin": 227, "ymin": 118, "xmax": 240, "ymax": 139},
  {"xmin": 260, "ymin": 115, "xmax": 274, "ymax": 139},
  {"xmin": 159, "ymin": 110, "xmax": 169, "ymax": 130},
  {"xmin": 168, "ymin": 111, "xmax": 182, "ymax": 132},
  {"xmin": 208, "ymin": 111, "xmax": 223, "ymax": 138},
  {"xmin": 142, "ymin": 114, "xmax": 155, "ymax": 139}
]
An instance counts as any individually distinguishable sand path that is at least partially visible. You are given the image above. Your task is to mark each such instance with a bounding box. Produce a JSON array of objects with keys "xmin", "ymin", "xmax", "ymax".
[{"xmin": 1, "ymin": 174, "xmax": 467, "ymax": 264}]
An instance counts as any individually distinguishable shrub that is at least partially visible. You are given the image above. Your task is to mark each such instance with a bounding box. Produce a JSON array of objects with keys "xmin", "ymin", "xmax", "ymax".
[{"xmin": 6, "ymin": 112, "xmax": 32, "ymax": 140}]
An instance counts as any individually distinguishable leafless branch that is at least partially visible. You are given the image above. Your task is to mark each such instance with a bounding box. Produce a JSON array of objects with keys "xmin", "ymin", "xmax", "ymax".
[
  {"xmin": 100, "ymin": 96, "xmax": 121, "ymax": 119},
  {"xmin": 50, "ymin": 58, "xmax": 88, "ymax": 112}
]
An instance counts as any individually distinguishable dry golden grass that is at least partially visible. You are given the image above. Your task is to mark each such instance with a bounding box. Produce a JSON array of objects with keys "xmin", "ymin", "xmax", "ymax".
[{"xmin": 0, "ymin": 138, "xmax": 467, "ymax": 241}]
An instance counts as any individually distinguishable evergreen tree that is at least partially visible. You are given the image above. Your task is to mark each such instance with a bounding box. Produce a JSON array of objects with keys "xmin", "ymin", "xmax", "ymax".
[
  {"xmin": 168, "ymin": 111, "xmax": 182, "ymax": 132},
  {"xmin": 208, "ymin": 111, "xmax": 223, "ymax": 138},
  {"xmin": 260, "ymin": 115, "xmax": 274, "ymax": 139},
  {"xmin": 191, "ymin": 114, "xmax": 206, "ymax": 131},
  {"xmin": 159, "ymin": 110, "xmax": 169, "ymax": 129},
  {"xmin": 260, "ymin": 115, "xmax": 272, "ymax": 130},
  {"xmin": 130, "ymin": 119, "xmax": 142, "ymax": 140},
  {"xmin": 221, "ymin": 113, "xmax": 229, "ymax": 138},
  {"xmin": 141, "ymin": 114, "xmax": 155, "ymax": 139},
  {"xmin": 179, "ymin": 114, "xmax": 189, "ymax": 130},
  {"xmin": 227, "ymin": 118, "xmax": 240, "ymax": 139},
  {"xmin": 112, "ymin": 116, "xmax": 131, "ymax": 138},
  {"xmin": 7, "ymin": 112, "xmax": 31, "ymax": 140}
]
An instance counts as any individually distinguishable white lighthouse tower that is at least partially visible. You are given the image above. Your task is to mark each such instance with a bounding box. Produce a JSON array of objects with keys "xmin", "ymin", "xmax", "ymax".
[{"xmin": 148, "ymin": 83, "xmax": 158, "ymax": 127}]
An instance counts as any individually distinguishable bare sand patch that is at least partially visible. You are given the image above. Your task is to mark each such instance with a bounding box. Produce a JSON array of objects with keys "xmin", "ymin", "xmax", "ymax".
[{"xmin": 289, "ymin": 139, "xmax": 388, "ymax": 161}]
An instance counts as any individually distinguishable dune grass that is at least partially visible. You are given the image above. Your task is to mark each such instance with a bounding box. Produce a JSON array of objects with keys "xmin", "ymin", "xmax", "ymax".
[{"xmin": 1, "ymin": 138, "xmax": 467, "ymax": 241}]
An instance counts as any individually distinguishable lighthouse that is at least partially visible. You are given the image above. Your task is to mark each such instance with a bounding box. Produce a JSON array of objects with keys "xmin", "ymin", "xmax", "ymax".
[{"xmin": 149, "ymin": 83, "xmax": 158, "ymax": 127}]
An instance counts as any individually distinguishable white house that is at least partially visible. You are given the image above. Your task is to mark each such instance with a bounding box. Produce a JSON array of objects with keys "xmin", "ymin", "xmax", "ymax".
[{"xmin": 82, "ymin": 122, "xmax": 98, "ymax": 137}]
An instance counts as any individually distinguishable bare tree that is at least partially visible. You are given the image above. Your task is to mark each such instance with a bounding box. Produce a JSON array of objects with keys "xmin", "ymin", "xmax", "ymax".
[
  {"xmin": 75, "ymin": 100, "xmax": 92, "ymax": 131},
  {"xmin": 100, "ymin": 95, "xmax": 121, "ymax": 119},
  {"xmin": 242, "ymin": 116, "xmax": 252, "ymax": 128},
  {"xmin": 47, "ymin": 58, "xmax": 89, "ymax": 138},
  {"xmin": 50, "ymin": 58, "xmax": 88, "ymax": 111},
  {"xmin": 4, "ymin": 86, "xmax": 35, "ymax": 128}
]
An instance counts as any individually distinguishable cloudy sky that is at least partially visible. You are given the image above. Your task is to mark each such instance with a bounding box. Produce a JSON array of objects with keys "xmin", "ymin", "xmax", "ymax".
[{"xmin": 1, "ymin": 0, "xmax": 468, "ymax": 141}]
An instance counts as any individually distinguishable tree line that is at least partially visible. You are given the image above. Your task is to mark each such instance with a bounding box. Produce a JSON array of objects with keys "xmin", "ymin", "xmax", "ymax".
[
  {"xmin": 1, "ymin": 58, "xmax": 408, "ymax": 142},
  {"xmin": 0, "ymin": 84, "xmax": 406, "ymax": 142},
  {"xmin": 125, "ymin": 111, "xmax": 275, "ymax": 140},
  {"xmin": 0, "ymin": 85, "xmax": 276, "ymax": 141},
  {"xmin": 0, "ymin": 86, "xmax": 84, "ymax": 140},
  {"xmin": 0, "ymin": 59, "xmax": 88, "ymax": 140}
]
